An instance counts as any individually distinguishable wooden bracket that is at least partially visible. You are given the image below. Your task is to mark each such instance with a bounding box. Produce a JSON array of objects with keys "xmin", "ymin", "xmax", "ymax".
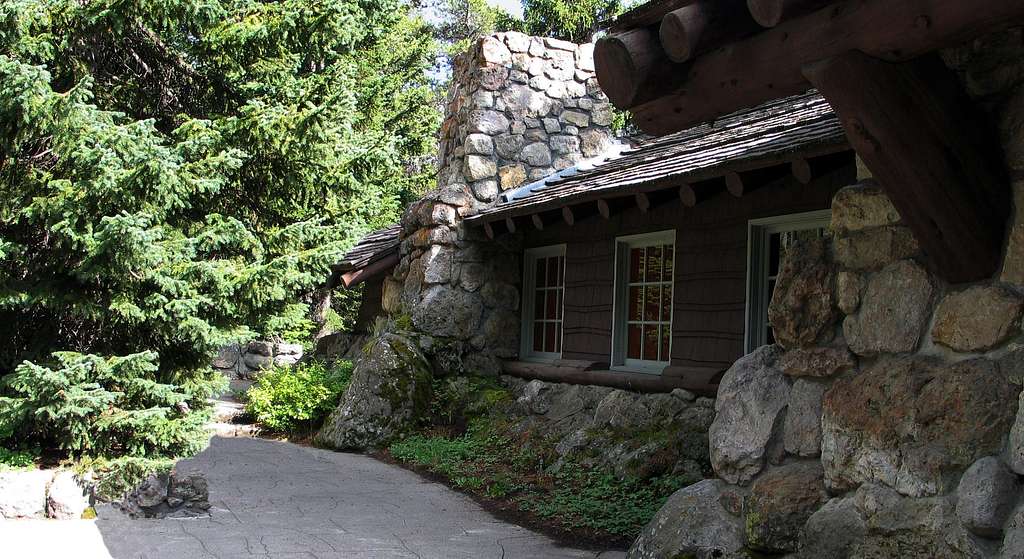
[{"xmin": 804, "ymin": 51, "xmax": 1009, "ymax": 283}]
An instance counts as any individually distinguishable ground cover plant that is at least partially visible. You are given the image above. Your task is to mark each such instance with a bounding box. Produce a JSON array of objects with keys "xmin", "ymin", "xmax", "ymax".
[
  {"xmin": 245, "ymin": 360, "xmax": 354, "ymax": 434},
  {"xmin": 386, "ymin": 376, "xmax": 693, "ymax": 546}
]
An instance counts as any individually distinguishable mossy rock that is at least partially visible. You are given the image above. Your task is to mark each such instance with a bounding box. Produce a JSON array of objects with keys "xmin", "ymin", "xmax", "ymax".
[{"xmin": 315, "ymin": 332, "xmax": 433, "ymax": 451}]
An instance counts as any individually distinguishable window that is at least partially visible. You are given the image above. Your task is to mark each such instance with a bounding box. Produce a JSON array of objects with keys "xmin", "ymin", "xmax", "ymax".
[
  {"xmin": 746, "ymin": 210, "xmax": 831, "ymax": 352},
  {"xmin": 521, "ymin": 245, "xmax": 566, "ymax": 361},
  {"xmin": 612, "ymin": 231, "xmax": 675, "ymax": 373}
]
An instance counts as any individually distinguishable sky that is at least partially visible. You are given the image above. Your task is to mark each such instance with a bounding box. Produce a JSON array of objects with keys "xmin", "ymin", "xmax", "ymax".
[{"xmin": 485, "ymin": 0, "xmax": 524, "ymax": 18}]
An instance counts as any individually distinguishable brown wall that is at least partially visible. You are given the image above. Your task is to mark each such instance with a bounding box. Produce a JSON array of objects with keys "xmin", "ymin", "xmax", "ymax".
[
  {"xmin": 520, "ymin": 160, "xmax": 856, "ymax": 375},
  {"xmin": 353, "ymin": 277, "xmax": 385, "ymax": 335}
]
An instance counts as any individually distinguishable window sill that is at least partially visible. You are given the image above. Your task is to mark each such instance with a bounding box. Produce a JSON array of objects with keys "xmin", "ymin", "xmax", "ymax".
[{"xmin": 611, "ymin": 364, "xmax": 669, "ymax": 376}]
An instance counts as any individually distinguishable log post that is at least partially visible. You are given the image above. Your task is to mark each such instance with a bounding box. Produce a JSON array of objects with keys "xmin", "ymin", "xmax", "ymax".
[
  {"xmin": 746, "ymin": 0, "xmax": 832, "ymax": 28},
  {"xmin": 804, "ymin": 51, "xmax": 1009, "ymax": 283},
  {"xmin": 532, "ymin": 214, "xmax": 545, "ymax": 231},
  {"xmin": 562, "ymin": 206, "xmax": 576, "ymax": 226}
]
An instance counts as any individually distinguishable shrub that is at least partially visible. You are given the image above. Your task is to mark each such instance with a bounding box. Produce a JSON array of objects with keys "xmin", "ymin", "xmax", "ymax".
[
  {"xmin": 0, "ymin": 447, "xmax": 37, "ymax": 471},
  {"xmin": 245, "ymin": 361, "xmax": 353, "ymax": 433},
  {"xmin": 0, "ymin": 352, "xmax": 214, "ymax": 460}
]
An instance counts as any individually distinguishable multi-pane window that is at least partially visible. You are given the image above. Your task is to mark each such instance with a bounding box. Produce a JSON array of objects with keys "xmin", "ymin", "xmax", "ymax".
[
  {"xmin": 746, "ymin": 211, "xmax": 831, "ymax": 352},
  {"xmin": 521, "ymin": 246, "xmax": 566, "ymax": 360},
  {"xmin": 613, "ymin": 231, "xmax": 675, "ymax": 371}
]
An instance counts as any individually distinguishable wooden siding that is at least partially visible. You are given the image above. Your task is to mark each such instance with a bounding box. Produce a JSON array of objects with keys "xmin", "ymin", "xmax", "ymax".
[{"xmin": 520, "ymin": 160, "xmax": 855, "ymax": 374}]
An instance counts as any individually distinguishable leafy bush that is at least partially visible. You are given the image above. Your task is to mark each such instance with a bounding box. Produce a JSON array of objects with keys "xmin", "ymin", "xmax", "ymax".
[
  {"xmin": 74, "ymin": 456, "xmax": 176, "ymax": 501},
  {"xmin": 0, "ymin": 352, "xmax": 214, "ymax": 459},
  {"xmin": 245, "ymin": 361, "xmax": 353, "ymax": 433},
  {"xmin": 0, "ymin": 447, "xmax": 38, "ymax": 471}
]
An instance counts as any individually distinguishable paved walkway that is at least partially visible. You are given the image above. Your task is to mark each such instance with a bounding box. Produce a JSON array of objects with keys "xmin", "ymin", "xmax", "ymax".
[{"xmin": 60, "ymin": 436, "xmax": 623, "ymax": 559}]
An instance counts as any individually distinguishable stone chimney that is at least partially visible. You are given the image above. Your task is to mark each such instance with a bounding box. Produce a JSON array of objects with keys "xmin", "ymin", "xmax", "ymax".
[{"xmin": 388, "ymin": 32, "xmax": 615, "ymax": 375}]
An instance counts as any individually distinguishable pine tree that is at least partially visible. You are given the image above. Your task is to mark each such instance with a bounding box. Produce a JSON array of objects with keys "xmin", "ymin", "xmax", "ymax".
[{"xmin": 0, "ymin": 0, "xmax": 439, "ymax": 459}]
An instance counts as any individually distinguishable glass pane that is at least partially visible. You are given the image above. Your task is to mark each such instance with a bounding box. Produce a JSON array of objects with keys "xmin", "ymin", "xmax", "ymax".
[
  {"xmin": 557, "ymin": 256, "xmax": 565, "ymax": 287},
  {"xmin": 662, "ymin": 284, "xmax": 672, "ymax": 322},
  {"xmin": 546, "ymin": 288, "xmax": 558, "ymax": 319},
  {"xmin": 660, "ymin": 325, "xmax": 671, "ymax": 362},
  {"xmin": 545, "ymin": 322, "xmax": 557, "ymax": 353},
  {"xmin": 766, "ymin": 326, "xmax": 776, "ymax": 345},
  {"xmin": 647, "ymin": 245, "xmax": 663, "ymax": 282},
  {"xmin": 628, "ymin": 286, "xmax": 643, "ymax": 321},
  {"xmin": 547, "ymin": 257, "xmax": 559, "ymax": 289},
  {"xmin": 556, "ymin": 289, "xmax": 563, "ymax": 320},
  {"xmin": 534, "ymin": 289, "xmax": 545, "ymax": 320},
  {"xmin": 533, "ymin": 322, "xmax": 544, "ymax": 352},
  {"xmin": 644, "ymin": 285, "xmax": 661, "ymax": 321},
  {"xmin": 627, "ymin": 324, "xmax": 642, "ymax": 359},
  {"xmin": 554, "ymin": 321, "xmax": 562, "ymax": 353},
  {"xmin": 629, "ymin": 247, "xmax": 645, "ymax": 282},
  {"xmin": 643, "ymin": 325, "xmax": 659, "ymax": 361},
  {"xmin": 663, "ymin": 244, "xmax": 674, "ymax": 278}
]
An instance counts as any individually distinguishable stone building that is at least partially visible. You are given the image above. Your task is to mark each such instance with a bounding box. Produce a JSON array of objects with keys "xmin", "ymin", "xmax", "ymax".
[{"xmin": 326, "ymin": 1, "xmax": 1024, "ymax": 556}]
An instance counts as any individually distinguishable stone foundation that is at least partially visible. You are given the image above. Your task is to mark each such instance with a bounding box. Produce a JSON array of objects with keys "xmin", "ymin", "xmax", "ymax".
[
  {"xmin": 212, "ymin": 340, "xmax": 303, "ymax": 379},
  {"xmin": 631, "ymin": 29, "xmax": 1024, "ymax": 558}
]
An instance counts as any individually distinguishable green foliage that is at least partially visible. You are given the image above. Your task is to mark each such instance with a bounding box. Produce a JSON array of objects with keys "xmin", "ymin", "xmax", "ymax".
[
  {"xmin": 507, "ymin": 0, "xmax": 624, "ymax": 43},
  {"xmin": 0, "ymin": 0, "xmax": 438, "ymax": 457},
  {"xmin": 0, "ymin": 352, "xmax": 212, "ymax": 459},
  {"xmin": 0, "ymin": 447, "xmax": 38, "ymax": 470},
  {"xmin": 428, "ymin": 0, "xmax": 518, "ymax": 56},
  {"xmin": 75, "ymin": 455, "xmax": 175, "ymax": 501},
  {"xmin": 390, "ymin": 416, "xmax": 685, "ymax": 540},
  {"xmin": 245, "ymin": 360, "xmax": 353, "ymax": 433}
]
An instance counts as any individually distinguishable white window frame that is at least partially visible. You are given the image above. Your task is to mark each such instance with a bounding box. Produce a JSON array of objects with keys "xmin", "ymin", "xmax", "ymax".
[
  {"xmin": 610, "ymin": 230, "xmax": 676, "ymax": 375},
  {"xmin": 520, "ymin": 244, "xmax": 567, "ymax": 362},
  {"xmin": 745, "ymin": 210, "xmax": 832, "ymax": 353}
]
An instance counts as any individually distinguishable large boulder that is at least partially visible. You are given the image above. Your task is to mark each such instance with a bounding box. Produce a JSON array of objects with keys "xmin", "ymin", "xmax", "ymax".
[
  {"xmin": 843, "ymin": 260, "xmax": 935, "ymax": 356},
  {"xmin": 778, "ymin": 346, "xmax": 856, "ymax": 378},
  {"xmin": 798, "ymin": 496, "xmax": 867, "ymax": 559},
  {"xmin": 767, "ymin": 238, "xmax": 838, "ymax": 349},
  {"xmin": 932, "ymin": 286, "xmax": 1023, "ymax": 353},
  {"xmin": 745, "ymin": 462, "xmax": 828, "ymax": 553},
  {"xmin": 412, "ymin": 285, "xmax": 484, "ymax": 340},
  {"xmin": 709, "ymin": 345, "xmax": 790, "ymax": 485},
  {"xmin": 628, "ymin": 479, "xmax": 745, "ymax": 559},
  {"xmin": 956, "ymin": 456, "xmax": 1019, "ymax": 538},
  {"xmin": 0, "ymin": 470, "xmax": 50, "ymax": 518},
  {"xmin": 830, "ymin": 183, "xmax": 902, "ymax": 233},
  {"xmin": 1009, "ymin": 390, "xmax": 1024, "ymax": 474},
  {"xmin": 832, "ymin": 226, "xmax": 920, "ymax": 271},
  {"xmin": 822, "ymin": 357, "xmax": 1018, "ymax": 497},
  {"xmin": 46, "ymin": 470, "xmax": 92, "ymax": 520},
  {"xmin": 315, "ymin": 333, "xmax": 433, "ymax": 450}
]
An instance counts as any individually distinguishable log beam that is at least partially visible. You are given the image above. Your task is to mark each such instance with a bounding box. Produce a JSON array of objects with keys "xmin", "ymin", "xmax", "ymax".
[
  {"xmin": 483, "ymin": 221, "xmax": 496, "ymax": 240},
  {"xmin": 562, "ymin": 206, "xmax": 576, "ymax": 226},
  {"xmin": 504, "ymin": 216, "xmax": 517, "ymax": 234},
  {"xmin": 635, "ymin": 192, "xmax": 651, "ymax": 213},
  {"xmin": 595, "ymin": 28, "xmax": 685, "ymax": 109},
  {"xmin": 619, "ymin": 0, "xmax": 1024, "ymax": 135},
  {"xmin": 660, "ymin": 0, "xmax": 759, "ymax": 63},
  {"xmin": 597, "ymin": 199, "xmax": 612, "ymax": 219},
  {"xmin": 746, "ymin": 0, "xmax": 832, "ymax": 28},
  {"xmin": 804, "ymin": 51, "xmax": 1009, "ymax": 283},
  {"xmin": 532, "ymin": 214, "xmax": 545, "ymax": 231}
]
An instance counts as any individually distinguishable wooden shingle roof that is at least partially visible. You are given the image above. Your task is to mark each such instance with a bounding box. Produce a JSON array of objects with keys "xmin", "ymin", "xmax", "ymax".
[
  {"xmin": 327, "ymin": 225, "xmax": 401, "ymax": 289},
  {"xmin": 464, "ymin": 91, "xmax": 847, "ymax": 226}
]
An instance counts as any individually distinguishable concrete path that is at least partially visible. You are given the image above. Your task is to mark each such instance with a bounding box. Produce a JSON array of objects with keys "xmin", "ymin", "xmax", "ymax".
[{"xmin": 87, "ymin": 436, "xmax": 626, "ymax": 559}]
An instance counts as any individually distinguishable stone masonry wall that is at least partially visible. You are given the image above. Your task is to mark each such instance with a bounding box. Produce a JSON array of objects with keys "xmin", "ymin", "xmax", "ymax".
[
  {"xmin": 388, "ymin": 33, "xmax": 614, "ymax": 375},
  {"xmin": 630, "ymin": 28, "xmax": 1024, "ymax": 559}
]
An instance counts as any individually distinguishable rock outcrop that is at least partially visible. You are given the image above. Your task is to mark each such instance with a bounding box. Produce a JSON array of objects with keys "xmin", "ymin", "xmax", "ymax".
[{"xmin": 628, "ymin": 479, "xmax": 745, "ymax": 559}]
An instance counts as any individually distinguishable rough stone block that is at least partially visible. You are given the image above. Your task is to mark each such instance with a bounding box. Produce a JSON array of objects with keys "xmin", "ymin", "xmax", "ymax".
[
  {"xmin": 833, "ymin": 226, "xmax": 920, "ymax": 270},
  {"xmin": 498, "ymin": 164, "xmax": 527, "ymax": 191},
  {"xmin": 709, "ymin": 345, "xmax": 790, "ymax": 485},
  {"xmin": 822, "ymin": 356, "xmax": 1017, "ymax": 497},
  {"xmin": 628, "ymin": 479, "xmax": 745, "ymax": 559},
  {"xmin": 745, "ymin": 463, "xmax": 828, "ymax": 552},
  {"xmin": 464, "ymin": 133, "xmax": 494, "ymax": 155},
  {"xmin": 768, "ymin": 238, "xmax": 839, "ymax": 349},
  {"xmin": 933, "ymin": 285, "xmax": 1023, "ymax": 352},
  {"xmin": 463, "ymin": 155, "xmax": 497, "ymax": 181},
  {"xmin": 0, "ymin": 470, "xmax": 51, "ymax": 519},
  {"xmin": 843, "ymin": 260, "xmax": 934, "ymax": 356},
  {"xmin": 956, "ymin": 456, "xmax": 1019, "ymax": 538},
  {"xmin": 520, "ymin": 142, "xmax": 553, "ymax": 166},
  {"xmin": 785, "ymin": 380, "xmax": 826, "ymax": 457},
  {"xmin": 831, "ymin": 183, "xmax": 902, "ymax": 233}
]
